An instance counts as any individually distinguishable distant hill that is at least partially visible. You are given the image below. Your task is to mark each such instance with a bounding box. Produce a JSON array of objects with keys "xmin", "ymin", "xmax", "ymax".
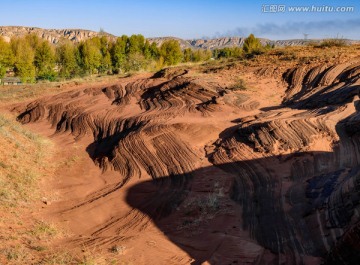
[
  {"xmin": 1, "ymin": 26, "xmax": 359, "ymax": 49},
  {"xmin": 0, "ymin": 26, "xmax": 116, "ymax": 44},
  {"xmin": 186, "ymin": 37, "xmax": 360, "ymax": 49}
]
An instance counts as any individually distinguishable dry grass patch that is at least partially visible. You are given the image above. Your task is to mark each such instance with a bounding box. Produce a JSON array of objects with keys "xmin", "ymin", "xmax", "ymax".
[
  {"xmin": 0, "ymin": 113, "xmax": 121, "ymax": 264},
  {"xmin": 229, "ymin": 78, "xmax": 249, "ymax": 91},
  {"xmin": 0, "ymin": 113, "xmax": 53, "ymax": 207},
  {"xmin": 0, "ymin": 74, "xmax": 132, "ymax": 105}
]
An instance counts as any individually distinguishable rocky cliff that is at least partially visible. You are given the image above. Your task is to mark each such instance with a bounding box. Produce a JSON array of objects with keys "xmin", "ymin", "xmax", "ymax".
[
  {"xmin": 0, "ymin": 26, "xmax": 115, "ymax": 44},
  {"xmin": 2, "ymin": 26, "xmax": 359, "ymax": 49}
]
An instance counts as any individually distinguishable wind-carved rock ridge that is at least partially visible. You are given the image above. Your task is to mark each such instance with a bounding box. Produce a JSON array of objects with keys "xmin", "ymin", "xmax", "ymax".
[
  {"xmin": 14, "ymin": 60, "xmax": 360, "ymax": 264},
  {"xmin": 207, "ymin": 60, "xmax": 360, "ymax": 264},
  {"xmin": 15, "ymin": 73, "xmax": 228, "ymax": 184}
]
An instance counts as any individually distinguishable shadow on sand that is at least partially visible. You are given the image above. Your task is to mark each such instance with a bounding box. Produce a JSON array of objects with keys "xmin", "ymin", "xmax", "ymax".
[{"xmin": 125, "ymin": 107, "xmax": 360, "ymax": 264}]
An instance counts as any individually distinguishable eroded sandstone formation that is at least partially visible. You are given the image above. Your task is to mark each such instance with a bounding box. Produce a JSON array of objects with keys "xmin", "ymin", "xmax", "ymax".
[{"xmin": 14, "ymin": 59, "xmax": 360, "ymax": 264}]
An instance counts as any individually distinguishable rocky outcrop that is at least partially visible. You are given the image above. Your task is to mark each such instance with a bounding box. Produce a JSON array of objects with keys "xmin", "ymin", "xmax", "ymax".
[
  {"xmin": 0, "ymin": 26, "xmax": 115, "ymax": 44},
  {"xmin": 14, "ymin": 72, "xmax": 229, "ymax": 185},
  {"xmin": 188, "ymin": 37, "xmax": 271, "ymax": 49},
  {"xmin": 13, "ymin": 58, "xmax": 360, "ymax": 264},
  {"xmin": 147, "ymin": 36, "xmax": 193, "ymax": 49},
  {"xmin": 207, "ymin": 60, "xmax": 360, "ymax": 264},
  {"xmin": 2, "ymin": 26, "xmax": 359, "ymax": 49}
]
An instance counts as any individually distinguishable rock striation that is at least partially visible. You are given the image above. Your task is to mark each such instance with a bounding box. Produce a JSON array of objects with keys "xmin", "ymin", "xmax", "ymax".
[{"xmin": 14, "ymin": 58, "xmax": 360, "ymax": 264}]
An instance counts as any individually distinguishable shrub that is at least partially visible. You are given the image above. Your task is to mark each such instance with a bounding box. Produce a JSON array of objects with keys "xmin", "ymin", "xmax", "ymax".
[
  {"xmin": 230, "ymin": 78, "xmax": 248, "ymax": 91},
  {"xmin": 213, "ymin": 47, "xmax": 243, "ymax": 59},
  {"xmin": 243, "ymin": 34, "xmax": 263, "ymax": 55},
  {"xmin": 315, "ymin": 38, "xmax": 347, "ymax": 48}
]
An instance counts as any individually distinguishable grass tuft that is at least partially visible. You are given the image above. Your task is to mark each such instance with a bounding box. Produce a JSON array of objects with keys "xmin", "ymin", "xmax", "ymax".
[{"xmin": 229, "ymin": 78, "xmax": 248, "ymax": 91}]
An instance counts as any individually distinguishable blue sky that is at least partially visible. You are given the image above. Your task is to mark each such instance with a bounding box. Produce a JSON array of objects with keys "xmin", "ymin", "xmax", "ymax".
[{"xmin": 1, "ymin": 0, "xmax": 359, "ymax": 40}]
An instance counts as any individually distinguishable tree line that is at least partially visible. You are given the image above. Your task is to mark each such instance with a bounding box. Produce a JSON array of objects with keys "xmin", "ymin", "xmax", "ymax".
[{"xmin": 0, "ymin": 33, "xmax": 267, "ymax": 83}]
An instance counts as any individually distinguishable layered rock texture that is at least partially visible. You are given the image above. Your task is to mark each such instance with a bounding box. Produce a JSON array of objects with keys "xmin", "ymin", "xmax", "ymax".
[
  {"xmin": 0, "ymin": 26, "xmax": 115, "ymax": 43},
  {"xmin": 209, "ymin": 60, "xmax": 360, "ymax": 264},
  {"xmin": 13, "ymin": 54, "xmax": 360, "ymax": 264}
]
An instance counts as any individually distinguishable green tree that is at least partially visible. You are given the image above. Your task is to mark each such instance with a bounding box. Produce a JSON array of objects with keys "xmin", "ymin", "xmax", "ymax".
[
  {"xmin": 127, "ymin": 34, "xmax": 145, "ymax": 55},
  {"xmin": 0, "ymin": 37, "xmax": 14, "ymax": 78},
  {"xmin": 56, "ymin": 42, "xmax": 79, "ymax": 78},
  {"xmin": 231, "ymin": 47, "xmax": 243, "ymax": 58},
  {"xmin": 25, "ymin": 34, "xmax": 40, "ymax": 50},
  {"xmin": 149, "ymin": 42, "xmax": 160, "ymax": 59},
  {"xmin": 98, "ymin": 36, "xmax": 112, "ymax": 73},
  {"xmin": 215, "ymin": 47, "xmax": 243, "ymax": 59},
  {"xmin": 142, "ymin": 40, "xmax": 160, "ymax": 61},
  {"xmin": 183, "ymin": 48, "xmax": 192, "ymax": 62},
  {"xmin": 160, "ymin": 40, "xmax": 182, "ymax": 65},
  {"xmin": 218, "ymin": 47, "xmax": 232, "ymax": 58},
  {"xmin": 124, "ymin": 53, "xmax": 146, "ymax": 72},
  {"xmin": 11, "ymin": 37, "xmax": 36, "ymax": 83},
  {"xmin": 111, "ymin": 35, "xmax": 128, "ymax": 73},
  {"xmin": 34, "ymin": 40, "xmax": 56, "ymax": 80},
  {"xmin": 77, "ymin": 39, "xmax": 102, "ymax": 74},
  {"xmin": 191, "ymin": 49, "xmax": 212, "ymax": 62},
  {"xmin": 100, "ymin": 52, "xmax": 112, "ymax": 73},
  {"xmin": 243, "ymin": 34, "xmax": 263, "ymax": 55},
  {"xmin": 143, "ymin": 40, "xmax": 152, "ymax": 60}
]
